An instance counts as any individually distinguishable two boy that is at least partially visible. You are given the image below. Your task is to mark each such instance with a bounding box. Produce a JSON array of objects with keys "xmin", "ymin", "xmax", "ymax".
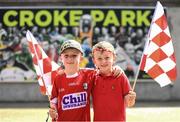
[{"xmin": 49, "ymin": 40, "xmax": 136, "ymax": 121}]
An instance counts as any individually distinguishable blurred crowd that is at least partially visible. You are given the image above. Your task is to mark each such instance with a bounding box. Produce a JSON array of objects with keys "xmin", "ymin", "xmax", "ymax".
[{"xmin": 0, "ymin": 21, "xmax": 150, "ymax": 81}]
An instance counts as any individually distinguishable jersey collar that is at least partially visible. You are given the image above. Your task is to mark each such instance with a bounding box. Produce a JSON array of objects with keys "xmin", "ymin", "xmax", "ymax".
[{"xmin": 66, "ymin": 72, "xmax": 78, "ymax": 78}]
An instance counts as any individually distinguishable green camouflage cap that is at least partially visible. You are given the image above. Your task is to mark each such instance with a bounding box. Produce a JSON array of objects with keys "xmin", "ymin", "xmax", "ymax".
[{"xmin": 60, "ymin": 40, "xmax": 83, "ymax": 54}]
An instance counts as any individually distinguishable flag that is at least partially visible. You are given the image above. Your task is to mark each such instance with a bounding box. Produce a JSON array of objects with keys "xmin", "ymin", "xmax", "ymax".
[
  {"xmin": 26, "ymin": 30, "xmax": 60, "ymax": 96},
  {"xmin": 140, "ymin": 1, "xmax": 177, "ymax": 87}
]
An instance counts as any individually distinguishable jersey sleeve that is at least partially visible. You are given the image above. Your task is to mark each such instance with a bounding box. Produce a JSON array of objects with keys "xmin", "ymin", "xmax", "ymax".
[{"xmin": 50, "ymin": 75, "xmax": 59, "ymax": 104}]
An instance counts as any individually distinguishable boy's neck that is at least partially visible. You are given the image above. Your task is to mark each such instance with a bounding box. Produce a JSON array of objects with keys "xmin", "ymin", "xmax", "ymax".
[
  {"xmin": 99, "ymin": 69, "xmax": 113, "ymax": 76},
  {"xmin": 64, "ymin": 67, "xmax": 79, "ymax": 76},
  {"xmin": 100, "ymin": 72, "xmax": 112, "ymax": 76}
]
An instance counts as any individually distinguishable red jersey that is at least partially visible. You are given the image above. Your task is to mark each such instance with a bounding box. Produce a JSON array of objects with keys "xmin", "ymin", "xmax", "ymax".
[
  {"xmin": 92, "ymin": 72, "xmax": 131, "ymax": 122},
  {"xmin": 51, "ymin": 69, "xmax": 95, "ymax": 121}
]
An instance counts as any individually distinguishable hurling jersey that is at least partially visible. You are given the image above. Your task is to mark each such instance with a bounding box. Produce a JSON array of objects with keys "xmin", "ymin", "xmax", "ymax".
[
  {"xmin": 51, "ymin": 69, "xmax": 95, "ymax": 121},
  {"xmin": 92, "ymin": 72, "xmax": 131, "ymax": 122}
]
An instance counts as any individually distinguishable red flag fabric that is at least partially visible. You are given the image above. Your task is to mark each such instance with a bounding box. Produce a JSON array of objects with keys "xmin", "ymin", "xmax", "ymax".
[
  {"xmin": 26, "ymin": 30, "xmax": 60, "ymax": 95},
  {"xmin": 140, "ymin": 1, "xmax": 177, "ymax": 87}
]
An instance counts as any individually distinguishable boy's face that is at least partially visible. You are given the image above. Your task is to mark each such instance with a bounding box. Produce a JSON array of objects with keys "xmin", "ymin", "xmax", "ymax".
[
  {"xmin": 60, "ymin": 48, "xmax": 82, "ymax": 68},
  {"xmin": 93, "ymin": 50, "xmax": 115, "ymax": 75}
]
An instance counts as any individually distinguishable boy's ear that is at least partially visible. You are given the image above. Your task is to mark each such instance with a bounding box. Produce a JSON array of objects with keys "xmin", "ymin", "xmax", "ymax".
[
  {"xmin": 92, "ymin": 56, "xmax": 96, "ymax": 64},
  {"xmin": 80, "ymin": 55, "xmax": 83, "ymax": 61},
  {"xmin": 92, "ymin": 57, "xmax": 98, "ymax": 69},
  {"xmin": 59, "ymin": 55, "xmax": 62, "ymax": 60},
  {"xmin": 113, "ymin": 54, "xmax": 117, "ymax": 62}
]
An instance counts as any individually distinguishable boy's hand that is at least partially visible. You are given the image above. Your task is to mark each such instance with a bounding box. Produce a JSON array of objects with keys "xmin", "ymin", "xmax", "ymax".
[
  {"xmin": 58, "ymin": 69, "xmax": 64, "ymax": 75},
  {"xmin": 49, "ymin": 108, "xmax": 58, "ymax": 120},
  {"xmin": 49, "ymin": 103, "xmax": 58, "ymax": 120},
  {"xmin": 112, "ymin": 65, "xmax": 123, "ymax": 77},
  {"xmin": 125, "ymin": 91, "xmax": 136, "ymax": 107}
]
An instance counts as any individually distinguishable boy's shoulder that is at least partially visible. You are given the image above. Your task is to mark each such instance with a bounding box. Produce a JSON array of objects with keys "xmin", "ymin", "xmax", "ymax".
[
  {"xmin": 80, "ymin": 68, "xmax": 95, "ymax": 72},
  {"xmin": 79, "ymin": 68, "xmax": 97, "ymax": 76}
]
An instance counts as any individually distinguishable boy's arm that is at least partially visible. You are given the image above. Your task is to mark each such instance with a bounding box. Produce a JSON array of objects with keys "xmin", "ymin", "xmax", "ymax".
[
  {"xmin": 124, "ymin": 91, "xmax": 136, "ymax": 107},
  {"xmin": 49, "ymin": 74, "xmax": 59, "ymax": 120},
  {"xmin": 82, "ymin": 66, "xmax": 123, "ymax": 77}
]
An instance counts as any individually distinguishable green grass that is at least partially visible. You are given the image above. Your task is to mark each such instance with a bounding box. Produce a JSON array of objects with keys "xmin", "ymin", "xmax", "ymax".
[
  {"xmin": 1, "ymin": 107, "xmax": 180, "ymax": 122},
  {"xmin": 0, "ymin": 108, "xmax": 49, "ymax": 122},
  {"xmin": 127, "ymin": 107, "xmax": 180, "ymax": 122}
]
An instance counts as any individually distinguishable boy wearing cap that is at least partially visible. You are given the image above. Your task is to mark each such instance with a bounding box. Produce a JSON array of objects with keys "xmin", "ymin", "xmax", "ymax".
[
  {"xmin": 49, "ymin": 40, "xmax": 121, "ymax": 121},
  {"xmin": 92, "ymin": 41, "xmax": 136, "ymax": 122},
  {"xmin": 49, "ymin": 40, "xmax": 94, "ymax": 121}
]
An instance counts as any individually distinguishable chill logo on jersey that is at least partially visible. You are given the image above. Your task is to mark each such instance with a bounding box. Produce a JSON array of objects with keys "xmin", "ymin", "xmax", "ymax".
[{"xmin": 61, "ymin": 92, "xmax": 87, "ymax": 110}]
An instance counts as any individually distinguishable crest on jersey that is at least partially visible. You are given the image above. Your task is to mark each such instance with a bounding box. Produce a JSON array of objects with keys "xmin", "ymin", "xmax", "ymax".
[{"xmin": 83, "ymin": 83, "xmax": 88, "ymax": 90}]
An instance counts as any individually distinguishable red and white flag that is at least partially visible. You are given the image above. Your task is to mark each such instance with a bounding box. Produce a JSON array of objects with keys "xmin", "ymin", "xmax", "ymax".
[
  {"xmin": 26, "ymin": 30, "xmax": 60, "ymax": 95},
  {"xmin": 140, "ymin": 1, "xmax": 177, "ymax": 87}
]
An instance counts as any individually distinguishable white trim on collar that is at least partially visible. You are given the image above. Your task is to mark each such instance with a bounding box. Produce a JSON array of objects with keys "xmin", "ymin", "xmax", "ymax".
[{"xmin": 66, "ymin": 72, "xmax": 78, "ymax": 78}]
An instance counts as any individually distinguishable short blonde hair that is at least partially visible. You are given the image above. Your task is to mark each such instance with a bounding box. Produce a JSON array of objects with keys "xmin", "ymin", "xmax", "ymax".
[{"xmin": 92, "ymin": 41, "xmax": 115, "ymax": 56}]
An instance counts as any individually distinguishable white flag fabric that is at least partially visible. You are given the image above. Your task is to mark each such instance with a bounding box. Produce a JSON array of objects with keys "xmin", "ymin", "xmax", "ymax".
[
  {"xmin": 26, "ymin": 30, "xmax": 60, "ymax": 95},
  {"xmin": 140, "ymin": 1, "xmax": 177, "ymax": 87}
]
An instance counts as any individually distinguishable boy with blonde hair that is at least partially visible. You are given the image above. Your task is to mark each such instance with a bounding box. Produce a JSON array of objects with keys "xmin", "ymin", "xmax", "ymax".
[{"xmin": 92, "ymin": 41, "xmax": 136, "ymax": 122}]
